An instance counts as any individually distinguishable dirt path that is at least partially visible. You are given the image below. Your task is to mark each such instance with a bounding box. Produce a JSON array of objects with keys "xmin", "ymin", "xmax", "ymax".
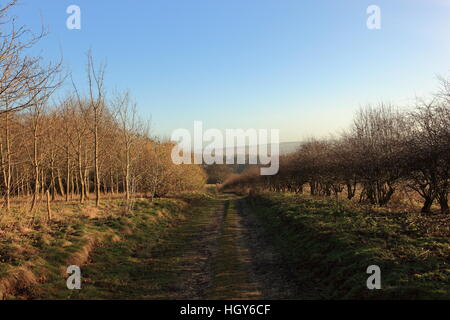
[
  {"xmin": 34, "ymin": 194, "xmax": 310, "ymax": 299},
  {"xmin": 208, "ymin": 199, "xmax": 263, "ymax": 299},
  {"xmin": 236, "ymin": 198, "xmax": 320, "ymax": 299}
]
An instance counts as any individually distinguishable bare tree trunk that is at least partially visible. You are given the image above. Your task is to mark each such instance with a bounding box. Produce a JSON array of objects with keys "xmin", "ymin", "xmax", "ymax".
[
  {"xmin": 437, "ymin": 190, "xmax": 449, "ymax": 214},
  {"xmin": 421, "ymin": 196, "xmax": 434, "ymax": 213},
  {"xmin": 110, "ymin": 169, "xmax": 115, "ymax": 195},
  {"xmin": 66, "ymin": 147, "xmax": 70, "ymax": 202},
  {"xmin": 94, "ymin": 117, "xmax": 100, "ymax": 206},
  {"xmin": 70, "ymin": 172, "xmax": 74, "ymax": 200},
  {"xmin": 50, "ymin": 157, "xmax": 56, "ymax": 200},
  {"xmin": 17, "ymin": 168, "xmax": 22, "ymax": 197},
  {"xmin": 85, "ymin": 168, "xmax": 90, "ymax": 200},
  {"xmin": 57, "ymin": 168, "xmax": 65, "ymax": 198},
  {"xmin": 41, "ymin": 169, "xmax": 46, "ymax": 198},
  {"xmin": 30, "ymin": 120, "xmax": 40, "ymax": 213},
  {"xmin": 46, "ymin": 189, "xmax": 52, "ymax": 221},
  {"xmin": 78, "ymin": 144, "xmax": 85, "ymax": 203},
  {"xmin": 1, "ymin": 109, "xmax": 12, "ymax": 211},
  {"xmin": 125, "ymin": 147, "xmax": 130, "ymax": 201}
]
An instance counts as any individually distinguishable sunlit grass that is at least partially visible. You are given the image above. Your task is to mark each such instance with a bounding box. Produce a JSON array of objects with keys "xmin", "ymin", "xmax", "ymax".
[
  {"xmin": 249, "ymin": 192, "xmax": 450, "ymax": 299},
  {"xmin": 0, "ymin": 194, "xmax": 187, "ymax": 299}
]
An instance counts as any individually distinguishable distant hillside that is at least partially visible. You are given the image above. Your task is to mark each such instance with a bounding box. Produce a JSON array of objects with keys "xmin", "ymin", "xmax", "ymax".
[
  {"xmin": 222, "ymin": 141, "xmax": 303, "ymax": 156},
  {"xmin": 278, "ymin": 141, "xmax": 303, "ymax": 154},
  {"xmin": 192, "ymin": 141, "xmax": 303, "ymax": 158}
]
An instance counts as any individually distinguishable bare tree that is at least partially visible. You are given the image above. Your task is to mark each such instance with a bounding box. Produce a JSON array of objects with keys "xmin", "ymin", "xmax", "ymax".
[{"xmin": 113, "ymin": 91, "xmax": 141, "ymax": 202}]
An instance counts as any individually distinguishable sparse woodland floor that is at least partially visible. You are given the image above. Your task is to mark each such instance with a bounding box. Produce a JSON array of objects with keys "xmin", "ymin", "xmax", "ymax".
[{"xmin": 0, "ymin": 191, "xmax": 448, "ymax": 299}]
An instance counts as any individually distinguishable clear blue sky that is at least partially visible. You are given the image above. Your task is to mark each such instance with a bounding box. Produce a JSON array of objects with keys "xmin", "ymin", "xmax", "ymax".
[{"xmin": 13, "ymin": 0, "xmax": 450, "ymax": 142}]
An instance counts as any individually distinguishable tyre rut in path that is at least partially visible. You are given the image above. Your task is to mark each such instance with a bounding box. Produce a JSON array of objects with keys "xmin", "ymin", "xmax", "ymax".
[
  {"xmin": 235, "ymin": 198, "xmax": 321, "ymax": 299},
  {"xmin": 207, "ymin": 199, "xmax": 263, "ymax": 299}
]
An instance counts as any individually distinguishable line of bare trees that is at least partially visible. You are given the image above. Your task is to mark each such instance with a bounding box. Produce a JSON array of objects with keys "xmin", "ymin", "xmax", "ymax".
[
  {"xmin": 222, "ymin": 80, "xmax": 450, "ymax": 214},
  {"xmin": 0, "ymin": 1, "xmax": 206, "ymax": 213}
]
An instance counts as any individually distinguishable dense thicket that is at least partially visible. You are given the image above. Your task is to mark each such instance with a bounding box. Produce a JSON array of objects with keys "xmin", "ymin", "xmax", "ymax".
[
  {"xmin": 0, "ymin": 1, "xmax": 206, "ymax": 211},
  {"xmin": 222, "ymin": 84, "xmax": 450, "ymax": 214}
]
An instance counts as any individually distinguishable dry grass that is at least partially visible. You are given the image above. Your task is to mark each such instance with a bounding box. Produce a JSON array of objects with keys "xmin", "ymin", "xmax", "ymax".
[
  {"xmin": 0, "ymin": 260, "xmax": 43, "ymax": 298},
  {"xmin": 0, "ymin": 193, "xmax": 186, "ymax": 299}
]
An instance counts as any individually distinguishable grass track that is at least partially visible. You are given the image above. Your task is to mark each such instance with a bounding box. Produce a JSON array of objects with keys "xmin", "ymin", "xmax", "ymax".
[{"xmin": 29, "ymin": 192, "xmax": 305, "ymax": 300}]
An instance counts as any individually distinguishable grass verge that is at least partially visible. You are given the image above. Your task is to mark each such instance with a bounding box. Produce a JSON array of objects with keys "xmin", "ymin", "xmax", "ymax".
[
  {"xmin": 0, "ymin": 197, "xmax": 187, "ymax": 299},
  {"xmin": 248, "ymin": 192, "xmax": 450, "ymax": 299},
  {"xmin": 31, "ymin": 195, "xmax": 222, "ymax": 299}
]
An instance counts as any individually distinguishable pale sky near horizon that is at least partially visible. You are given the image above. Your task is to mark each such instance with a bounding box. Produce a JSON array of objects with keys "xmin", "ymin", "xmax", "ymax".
[{"xmin": 13, "ymin": 0, "xmax": 450, "ymax": 142}]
